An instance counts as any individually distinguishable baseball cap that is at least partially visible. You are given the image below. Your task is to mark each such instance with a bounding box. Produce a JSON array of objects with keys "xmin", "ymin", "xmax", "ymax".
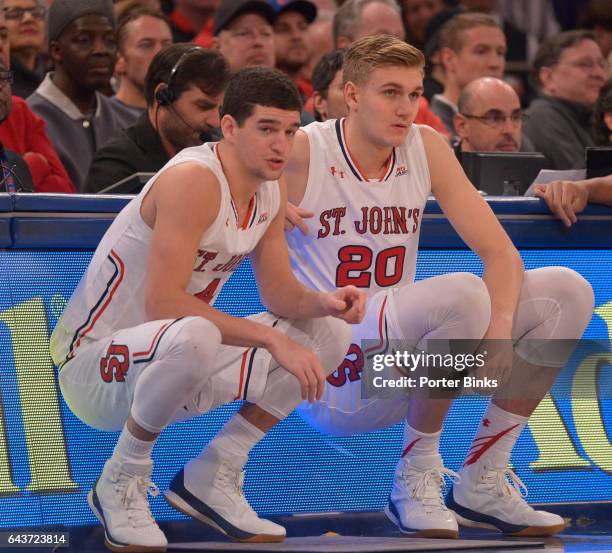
[
  {"xmin": 268, "ymin": 0, "xmax": 317, "ymax": 23},
  {"xmin": 213, "ymin": 0, "xmax": 278, "ymax": 35}
]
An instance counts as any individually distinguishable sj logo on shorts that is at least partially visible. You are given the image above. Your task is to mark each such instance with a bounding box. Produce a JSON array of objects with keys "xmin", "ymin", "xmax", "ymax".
[
  {"xmin": 327, "ymin": 343, "xmax": 363, "ymax": 387},
  {"xmin": 100, "ymin": 343, "xmax": 130, "ymax": 383}
]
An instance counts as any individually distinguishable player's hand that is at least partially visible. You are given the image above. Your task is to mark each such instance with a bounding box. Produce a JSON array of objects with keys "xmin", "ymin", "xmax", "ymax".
[
  {"xmin": 533, "ymin": 180, "xmax": 589, "ymax": 227},
  {"xmin": 322, "ymin": 286, "xmax": 367, "ymax": 323},
  {"xmin": 285, "ymin": 202, "xmax": 314, "ymax": 234},
  {"xmin": 267, "ymin": 332, "xmax": 326, "ymax": 402}
]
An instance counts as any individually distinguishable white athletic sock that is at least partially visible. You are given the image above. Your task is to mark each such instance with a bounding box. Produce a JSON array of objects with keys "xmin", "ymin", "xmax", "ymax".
[
  {"xmin": 113, "ymin": 425, "xmax": 155, "ymax": 461},
  {"xmin": 463, "ymin": 402, "xmax": 527, "ymax": 468},
  {"xmin": 401, "ymin": 423, "xmax": 442, "ymax": 458},
  {"xmin": 202, "ymin": 413, "xmax": 265, "ymax": 459}
]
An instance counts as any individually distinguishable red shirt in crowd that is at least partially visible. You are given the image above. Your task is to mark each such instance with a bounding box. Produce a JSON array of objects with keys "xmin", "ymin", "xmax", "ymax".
[
  {"xmin": 192, "ymin": 19, "xmax": 214, "ymax": 48},
  {"xmin": 0, "ymin": 96, "xmax": 75, "ymax": 193}
]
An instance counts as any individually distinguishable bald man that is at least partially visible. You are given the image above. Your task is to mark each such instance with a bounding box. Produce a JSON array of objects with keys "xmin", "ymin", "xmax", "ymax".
[{"xmin": 454, "ymin": 77, "xmax": 528, "ymax": 154}]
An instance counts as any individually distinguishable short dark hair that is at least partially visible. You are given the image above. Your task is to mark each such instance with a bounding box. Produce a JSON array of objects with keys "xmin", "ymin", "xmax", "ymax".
[
  {"xmin": 116, "ymin": 7, "xmax": 171, "ymax": 53},
  {"xmin": 220, "ymin": 67, "xmax": 303, "ymax": 126},
  {"xmin": 144, "ymin": 44, "xmax": 230, "ymax": 106},
  {"xmin": 594, "ymin": 78, "xmax": 612, "ymax": 145},
  {"xmin": 312, "ymin": 49, "xmax": 346, "ymax": 98},
  {"xmin": 532, "ymin": 30, "xmax": 597, "ymax": 88}
]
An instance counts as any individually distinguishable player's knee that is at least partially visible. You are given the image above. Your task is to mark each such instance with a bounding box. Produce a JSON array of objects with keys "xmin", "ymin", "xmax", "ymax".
[
  {"xmin": 529, "ymin": 267, "xmax": 594, "ymax": 332},
  {"xmin": 446, "ymin": 272, "xmax": 491, "ymax": 334},
  {"xmin": 171, "ymin": 316, "xmax": 222, "ymax": 384},
  {"xmin": 315, "ymin": 316, "xmax": 352, "ymax": 377}
]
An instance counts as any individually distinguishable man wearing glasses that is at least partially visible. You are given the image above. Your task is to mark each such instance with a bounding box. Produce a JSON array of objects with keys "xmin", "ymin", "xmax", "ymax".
[
  {"xmin": 2, "ymin": 0, "xmax": 47, "ymax": 98},
  {"xmin": 453, "ymin": 77, "xmax": 529, "ymax": 156},
  {"xmin": 524, "ymin": 30, "xmax": 606, "ymax": 170}
]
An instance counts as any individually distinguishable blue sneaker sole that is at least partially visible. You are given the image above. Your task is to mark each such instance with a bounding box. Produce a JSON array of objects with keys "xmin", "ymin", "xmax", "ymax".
[
  {"xmin": 446, "ymin": 488, "xmax": 566, "ymax": 537},
  {"xmin": 87, "ymin": 483, "xmax": 167, "ymax": 553},
  {"xmin": 384, "ymin": 500, "xmax": 459, "ymax": 539},
  {"xmin": 164, "ymin": 470, "xmax": 285, "ymax": 543}
]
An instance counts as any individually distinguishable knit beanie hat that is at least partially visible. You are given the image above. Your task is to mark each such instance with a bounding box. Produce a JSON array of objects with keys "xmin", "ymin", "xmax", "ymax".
[{"xmin": 47, "ymin": 0, "xmax": 117, "ymax": 43}]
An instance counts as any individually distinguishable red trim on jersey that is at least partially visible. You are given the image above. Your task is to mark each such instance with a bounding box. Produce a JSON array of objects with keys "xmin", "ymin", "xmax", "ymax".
[
  {"xmin": 215, "ymin": 143, "xmax": 257, "ymax": 229},
  {"xmin": 340, "ymin": 119, "xmax": 394, "ymax": 182},
  {"xmin": 134, "ymin": 322, "xmax": 172, "ymax": 358},
  {"xmin": 401, "ymin": 437, "xmax": 421, "ymax": 457},
  {"xmin": 364, "ymin": 295, "xmax": 388, "ymax": 354},
  {"xmin": 463, "ymin": 424, "xmax": 520, "ymax": 466},
  {"xmin": 72, "ymin": 250, "xmax": 126, "ymax": 353},
  {"xmin": 235, "ymin": 349, "xmax": 250, "ymax": 399}
]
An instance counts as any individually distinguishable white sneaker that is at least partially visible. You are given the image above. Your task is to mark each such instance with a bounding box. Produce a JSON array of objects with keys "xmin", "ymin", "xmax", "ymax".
[
  {"xmin": 164, "ymin": 449, "xmax": 286, "ymax": 543},
  {"xmin": 384, "ymin": 454, "xmax": 460, "ymax": 539},
  {"xmin": 447, "ymin": 453, "xmax": 566, "ymax": 536},
  {"xmin": 88, "ymin": 457, "xmax": 167, "ymax": 553}
]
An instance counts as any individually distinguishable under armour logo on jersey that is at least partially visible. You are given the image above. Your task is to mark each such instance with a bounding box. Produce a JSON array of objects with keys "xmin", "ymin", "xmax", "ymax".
[
  {"xmin": 483, "ymin": 418, "xmax": 490, "ymax": 427},
  {"xmin": 257, "ymin": 213, "xmax": 269, "ymax": 224},
  {"xmin": 330, "ymin": 166, "xmax": 345, "ymax": 178},
  {"xmin": 395, "ymin": 165, "xmax": 407, "ymax": 177}
]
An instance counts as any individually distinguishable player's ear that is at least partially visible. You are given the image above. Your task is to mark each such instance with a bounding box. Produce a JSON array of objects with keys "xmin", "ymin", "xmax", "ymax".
[
  {"xmin": 220, "ymin": 114, "xmax": 238, "ymax": 142},
  {"xmin": 344, "ymin": 80, "xmax": 358, "ymax": 112}
]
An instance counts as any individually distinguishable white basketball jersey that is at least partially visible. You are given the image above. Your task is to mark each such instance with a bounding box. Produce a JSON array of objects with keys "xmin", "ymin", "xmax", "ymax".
[
  {"xmin": 51, "ymin": 143, "xmax": 280, "ymax": 366},
  {"xmin": 287, "ymin": 119, "xmax": 431, "ymax": 298}
]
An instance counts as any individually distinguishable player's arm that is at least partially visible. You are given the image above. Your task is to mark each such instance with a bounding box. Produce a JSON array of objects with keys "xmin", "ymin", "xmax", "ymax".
[
  {"xmin": 143, "ymin": 162, "xmax": 299, "ymax": 350},
  {"xmin": 250, "ymin": 176, "xmax": 366, "ymax": 324},
  {"xmin": 282, "ymin": 130, "xmax": 313, "ymax": 234},
  {"xmin": 420, "ymin": 126, "xmax": 524, "ymax": 339}
]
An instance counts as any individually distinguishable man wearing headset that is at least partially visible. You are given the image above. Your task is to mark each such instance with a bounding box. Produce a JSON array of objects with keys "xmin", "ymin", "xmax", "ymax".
[{"xmin": 85, "ymin": 44, "xmax": 227, "ymax": 193}]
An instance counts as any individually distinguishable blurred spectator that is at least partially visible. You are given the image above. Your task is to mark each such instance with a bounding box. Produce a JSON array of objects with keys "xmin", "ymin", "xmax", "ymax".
[
  {"xmin": 3, "ymin": 0, "xmax": 48, "ymax": 98},
  {"xmin": 0, "ymin": 59, "xmax": 74, "ymax": 192},
  {"xmin": 27, "ymin": 0, "xmax": 126, "ymax": 192},
  {"xmin": 421, "ymin": 7, "xmax": 462, "ymax": 102},
  {"xmin": 432, "ymin": 12, "xmax": 505, "ymax": 135},
  {"xmin": 304, "ymin": 8, "xmax": 334, "ymax": 81},
  {"xmin": 0, "ymin": 65, "xmax": 33, "ymax": 192},
  {"xmin": 333, "ymin": 0, "xmax": 404, "ymax": 47},
  {"xmin": 594, "ymin": 78, "xmax": 612, "ymax": 145},
  {"xmin": 453, "ymin": 76, "xmax": 527, "ymax": 156},
  {"xmin": 331, "ymin": 0, "xmax": 449, "ymax": 136},
  {"xmin": 111, "ymin": 8, "xmax": 173, "ymax": 126},
  {"xmin": 212, "ymin": 0, "xmax": 276, "ymax": 72},
  {"xmin": 534, "ymin": 175, "xmax": 612, "ymax": 226},
  {"xmin": 0, "ymin": 7, "xmax": 73, "ymax": 192},
  {"xmin": 114, "ymin": 0, "xmax": 163, "ymax": 19},
  {"xmin": 498, "ymin": 0, "xmax": 560, "ymax": 46},
  {"xmin": 459, "ymin": 0, "xmax": 533, "ymax": 63},
  {"xmin": 525, "ymin": 30, "xmax": 606, "ymax": 169},
  {"xmin": 271, "ymin": 0, "xmax": 317, "ymax": 102},
  {"xmin": 400, "ymin": 0, "xmax": 444, "ymax": 51},
  {"xmin": 311, "ymin": 48, "xmax": 345, "ymax": 121},
  {"xmin": 581, "ymin": 0, "xmax": 612, "ymax": 72},
  {"xmin": 169, "ymin": 0, "xmax": 217, "ymax": 45},
  {"xmin": 86, "ymin": 44, "xmax": 228, "ymax": 192}
]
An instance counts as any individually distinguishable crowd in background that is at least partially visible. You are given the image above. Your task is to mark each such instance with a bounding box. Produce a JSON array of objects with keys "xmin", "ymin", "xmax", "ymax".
[{"xmin": 0, "ymin": 0, "xmax": 610, "ymax": 209}]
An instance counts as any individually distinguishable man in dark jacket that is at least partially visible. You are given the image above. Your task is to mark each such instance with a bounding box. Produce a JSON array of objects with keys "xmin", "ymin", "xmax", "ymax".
[
  {"xmin": 86, "ymin": 44, "xmax": 229, "ymax": 193},
  {"xmin": 524, "ymin": 30, "xmax": 606, "ymax": 170}
]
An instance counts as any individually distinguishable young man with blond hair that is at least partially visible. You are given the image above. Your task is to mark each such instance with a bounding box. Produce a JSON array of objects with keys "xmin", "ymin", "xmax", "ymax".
[{"xmin": 284, "ymin": 35, "xmax": 593, "ymax": 538}]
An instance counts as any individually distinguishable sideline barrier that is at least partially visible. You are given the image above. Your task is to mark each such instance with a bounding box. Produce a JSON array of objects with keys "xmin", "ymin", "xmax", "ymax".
[{"xmin": 0, "ymin": 193, "xmax": 611, "ymax": 527}]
